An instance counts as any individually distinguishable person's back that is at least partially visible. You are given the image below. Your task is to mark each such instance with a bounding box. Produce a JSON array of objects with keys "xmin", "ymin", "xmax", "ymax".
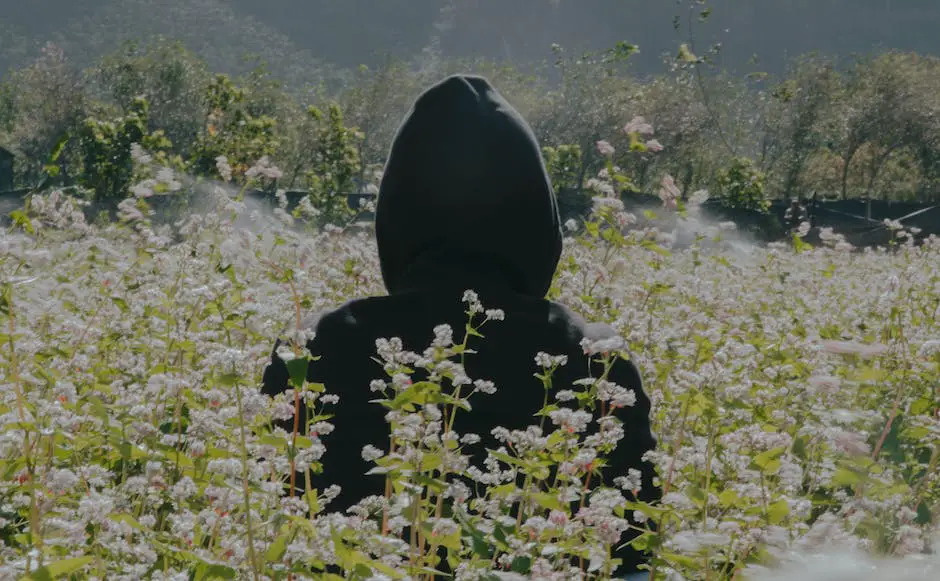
[{"xmin": 262, "ymin": 74, "xmax": 658, "ymax": 576}]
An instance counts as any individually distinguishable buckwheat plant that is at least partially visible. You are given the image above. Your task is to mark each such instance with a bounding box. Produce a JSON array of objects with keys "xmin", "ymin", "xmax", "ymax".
[
  {"xmin": 0, "ymin": 150, "xmax": 936, "ymax": 581},
  {"xmin": 349, "ymin": 291, "xmax": 652, "ymax": 580}
]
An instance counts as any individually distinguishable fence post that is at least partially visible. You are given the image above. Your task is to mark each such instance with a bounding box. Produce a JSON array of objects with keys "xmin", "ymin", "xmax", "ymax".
[{"xmin": 0, "ymin": 147, "xmax": 13, "ymax": 193}]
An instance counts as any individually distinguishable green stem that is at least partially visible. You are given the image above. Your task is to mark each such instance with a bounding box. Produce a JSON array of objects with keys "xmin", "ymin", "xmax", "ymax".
[{"xmin": 234, "ymin": 378, "xmax": 261, "ymax": 581}]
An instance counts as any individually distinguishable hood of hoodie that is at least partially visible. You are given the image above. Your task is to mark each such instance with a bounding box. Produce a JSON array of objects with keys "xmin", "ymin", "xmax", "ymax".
[{"xmin": 375, "ymin": 74, "xmax": 562, "ymax": 298}]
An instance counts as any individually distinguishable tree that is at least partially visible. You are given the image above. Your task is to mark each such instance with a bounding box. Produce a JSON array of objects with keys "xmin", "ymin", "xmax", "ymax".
[
  {"xmin": 529, "ymin": 45, "xmax": 637, "ymax": 203},
  {"xmin": 188, "ymin": 74, "xmax": 279, "ymax": 183},
  {"xmin": 833, "ymin": 52, "xmax": 939, "ymax": 201},
  {"xmin": 762, "ymin": 56, "xmax": 841, "ymax": 199},
  {"xmin": 303, "ymin": 104, "xmax": 361, "ymax": 227},
  {"xmin": 77, "ymin": 97, "xmax": 173, "ymax": 200},
  {"xmin": 543, "ymin": 144, "xmax": 590, "ymax": 220},
  {"xmin": 90, "ymin": 38, "xmax": 210, "ymax": 156},
  {"xmin": 714, "ymin": 156, "xmax": 770, "ymax": 213},
  {"xmin": 1, "ymin": 43, "xmax": 87, "ymax": 187},
  {"xmin": 338, "ymin": 58, "xmax": 426, "ymax": 189}
]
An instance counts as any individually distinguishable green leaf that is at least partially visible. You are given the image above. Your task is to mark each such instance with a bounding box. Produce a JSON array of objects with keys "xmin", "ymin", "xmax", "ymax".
[
  {"xmin": 511, "ymin": 556, "xmax": 532, "ymax": 573},
  {"xmin": 753, "ymin": 447, "xmax": 786, "ymax": 471},
  {"xmin": 21, "ymin": 556, "xmax": 93, "ymax": 581},
  {"xmin": 266, "ymin": 530, "xmax": 290, "ymax": 561},
  {"xmin": 910, "ymin": 397, "xmax": 932, "ymax": 416},
  {"xmin": 718, "ymin": 489, "xmax": 739, "ymax": 508},
  {"xmin": 194, "ymin": 563, "xmax": 237, "ymax": 580},
  {"xmin": 216, "ymin": 373, "xmax": 239, "ymax": 387},
  {"xmin": 767, "ymin": 499, "xmax": 789, "ymax": 525},
  {"xmin": 9, "ymin": 211, "xmax": 34, "ymax": 234},
  {"xmin": 109, "ymin": 513, "xmax": 145, "ymax": 531},
  {"xmin": 532, "ymin": 492, "xmax": 564, "ymax": 511},
  {"xmin": 286, "ymin": 357, "xmax": 309, "ymax": 389},
  {"xmin": 832, "ymin": 467, "xmax": 862, "ymax": 487},
  {"xmin": 678, "ymin": 44, "xmax": 698, "ymax": 63},
  {"xmin": 791, "ymin": 435, "xmax": 809, "ymax": 460}
]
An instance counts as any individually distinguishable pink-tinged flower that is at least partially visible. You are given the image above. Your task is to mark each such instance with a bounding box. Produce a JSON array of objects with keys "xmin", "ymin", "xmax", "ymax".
[
  {"xmin": 807, "ymin": 375, "xmax": 842, "ymax": 393},
  {"xmin": 918, "ymin": 339, "xmax": 940, "ymax": 358},
  {"xmin": 215, "ymin": 156, "xmax": 233, "ymax": 182},
  {"xmin": 623, "ymin": 116, "xmax": 654, "ymax": 136},
  {"xmin": 596, "ymin": 140, "xmax": 615, "ymax": 157},
  {"xmin": 831, "ymin": 429, "xmax": 871, "ymax": 456},
  {"xmin": 819, "ymin": 340, "xmax": 889, "ymax": 358},
  {"xmin": 658, "ymin": 173, "xmax": 681, "ymax": 207},
  {"xmin": 645, "ymin": 139, "xmax": 664, "ymax": 152},
  {"xmin": 688, "ymin": 189, "xmax": 709, "ymax": 206},
  {"xmin": 246, "ymin": 156, "xmax": 283, "ymax": 180}
]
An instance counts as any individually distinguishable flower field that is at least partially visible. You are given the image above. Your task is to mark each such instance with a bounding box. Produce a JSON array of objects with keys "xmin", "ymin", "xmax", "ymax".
[{"xmin": 0, "ymin": 184, "xmax": 937, "ymax": 580}]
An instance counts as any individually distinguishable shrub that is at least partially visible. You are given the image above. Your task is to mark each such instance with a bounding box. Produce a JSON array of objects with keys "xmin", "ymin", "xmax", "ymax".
[{"xmin": 715, "ymin": 157, "xmax": 771, "ymax": 213}]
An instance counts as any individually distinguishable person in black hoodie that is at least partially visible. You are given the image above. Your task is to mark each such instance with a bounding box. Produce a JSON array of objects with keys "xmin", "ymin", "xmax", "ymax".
[{"xmin": 262, "ymin": 74, "xmax": 658, "ymax": 578}]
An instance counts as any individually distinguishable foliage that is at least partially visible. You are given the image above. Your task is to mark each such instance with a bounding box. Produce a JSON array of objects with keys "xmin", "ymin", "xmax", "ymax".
[
  {"xmin": 761, "ymin": 56, "xmax": 842, "ymax": 199},
  {"xmin": 338, "ymin": 59, "xmax": 428, "ymax": 170},
  {"xmin": 89, "ymin": 38, "xmax": 210, "ymax": 154},
  {"xmin": 7, "ymin": 41, "xmax": 940, "ymax": 208},
  {"xmin": 189, "ymin": 74, "xmax": 279, "ymax": 184},
  {"xmin": 0, "ymin": 7, "xmax": 939, "ymax": 579},
  {"xmin": 715, "ymin": 157, "xmax": 771, "ymax": 214},
  {"xmin": 0, "ymin": 43, "xmax": 87, "ymax": 187},
  {"xmin": 77, "ymin": 97, "xmax": 173, "ymax": 200},
  {"xmin": 543, "ymin": 144, "xmax": 590, "ymax": 220},
  {"xmin": 0, "ymin": 158, "xmax": 936, "ymax": 579},
  {"xmin": 302, "ymin": 104, "xmax": 362, "ymax": 227}
]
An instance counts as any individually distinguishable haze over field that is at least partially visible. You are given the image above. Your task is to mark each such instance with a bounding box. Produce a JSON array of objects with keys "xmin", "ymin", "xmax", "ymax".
[
  {"xmin": 0, "ymin": 2, "xmax": 938, "ymax": 580},
  {"xmin": 3, "ymin": 0, "xmax": 940, "ymax": 79}
]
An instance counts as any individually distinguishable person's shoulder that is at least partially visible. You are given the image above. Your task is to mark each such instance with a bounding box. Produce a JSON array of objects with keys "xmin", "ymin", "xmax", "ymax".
[
  {"xmin": 282, "ymin": 297, "xmax": 370, "ymax": 340},
  {"xmin": 544, "ymin": 300, "xmax": 618, "ymax": 338},
  {"xmin": 544, "ymin": 300, "xmax": 622, "ymax": 345},
  {"xmin": 545, "ymin": 300, "xmax": 641, "ymax": 359}
]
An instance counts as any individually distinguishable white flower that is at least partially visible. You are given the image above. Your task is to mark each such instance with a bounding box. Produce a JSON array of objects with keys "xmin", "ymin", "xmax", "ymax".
[
  {"xmin": 361, "ymin": 445, "xmax": 385, "ymax": 462},
  {"xmin": 462, "ymin": 290, "xmax": 483, "ymax": 313},
  {"xmin": 534, "ymin": 352, "xmax": 568, "ymax": 368},
  {"xmin": 658, "ymin": 173, "xmax": 681, "ymax": 205},
  {"xmin": 819, "ymin": 340, "xmax": 889, "ymax": 358},
  {"xmin": 484, "ymin": 308, "xmax": 505, "ymax": 321},
  {"xmin": 472, "ymin": 379, "xmax": 496, "ymax": 394},
  {"xmin": 131, "ymin": 143, "xmax": 152, "ymax": 165},
  {"xmin": 688, "ymin": 189, "xmax": 710, "ymax": 206},
  {"xmin": 459, "ymin": 433, "xmax": 481, "ymax": 446},
  {"xmin": 623, "ymin": 116, "xmax": 655, "ymax": 136},
  {"xmin": 275, "ymin": 345, "xmax": 297, "ymax": 362},
  {"xmin": 432, "ymin": 324, "xmax": 454, "ymax": 348},
  {"xmin": 596, "ymin": 139, "xmax": 615, "ymax": 157},
  {"xmin": 215, "ymin": 155, "xmax": 233, "ymax": 182},
  {"xmin": 917, "ymin": 339, "xmax": 940, "ymax": 358}
]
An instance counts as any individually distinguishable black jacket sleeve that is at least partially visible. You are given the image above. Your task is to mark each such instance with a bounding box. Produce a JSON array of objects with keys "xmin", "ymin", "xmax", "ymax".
[
  {"xmin": 605, "ymin": 356, "xmax": 660, "ymax": 574},
  {"xmin": 261, "ymin": 310, "xmax": 327, "ymax": 400},
  {"xmin": 261, "ymin": 338, "xmax": 289, "ymax": 398}
]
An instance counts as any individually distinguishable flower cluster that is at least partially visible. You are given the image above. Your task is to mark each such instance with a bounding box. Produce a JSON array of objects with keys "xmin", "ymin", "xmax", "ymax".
[{"xmin": 0, "ymin": 155, "xmax": 937, "ymax": 580}]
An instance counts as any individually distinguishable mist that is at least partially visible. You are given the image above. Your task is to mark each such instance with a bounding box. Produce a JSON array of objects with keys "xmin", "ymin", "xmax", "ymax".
[{"xmin": 4, "ymin": 1, "xmax": 940, "ymax": 83}]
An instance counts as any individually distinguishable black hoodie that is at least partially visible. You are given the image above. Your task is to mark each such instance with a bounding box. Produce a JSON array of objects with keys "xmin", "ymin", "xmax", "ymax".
[
  {"xmin": 376, "ymin": 74, "xmax": 561, "ymax": 298},
  {"xmin": 262, "ymin": 75, "xmax": 658, "ymax": 575}
]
